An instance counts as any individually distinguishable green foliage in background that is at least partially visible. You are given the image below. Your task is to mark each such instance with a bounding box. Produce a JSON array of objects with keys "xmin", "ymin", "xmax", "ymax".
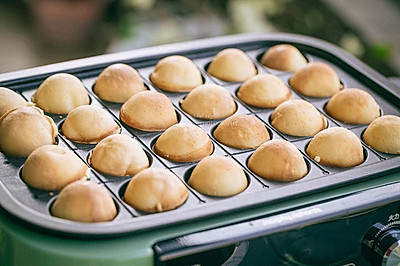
[
  {"xmin": 117, "ymin": 0, "xmax": 397, "ymax": 75},
  {"xmin": 1, "ymin": 0, "xmax": 397, "ymax": 76},
  {"xmin": 263, "ymin": 0, "xmax": 396, "ymax": 76}
]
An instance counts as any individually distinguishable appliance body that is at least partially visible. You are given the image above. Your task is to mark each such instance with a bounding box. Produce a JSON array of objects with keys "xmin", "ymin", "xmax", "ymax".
[
  {"xmin": 154, "ymin": 173, "xmax": 400, "ymax": 266},
  {"xmin": 0, "ymin": 34, "xmax": 399, "ymax": 265},
  {"xmin": 2, "ymin": 172, "xmax": 400, "ymax": 265}
]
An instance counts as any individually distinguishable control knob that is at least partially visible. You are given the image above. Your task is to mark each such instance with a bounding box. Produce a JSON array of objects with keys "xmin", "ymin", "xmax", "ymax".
[{"xmin": 362, "ymin": 222, "xmax": 400, "ymax": 266}]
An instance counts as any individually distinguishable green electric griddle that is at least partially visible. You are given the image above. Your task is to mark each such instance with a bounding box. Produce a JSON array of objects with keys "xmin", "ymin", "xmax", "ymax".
[{"xmin": 0, "ymin": 33, "xmax": 399, "ymax": 266}]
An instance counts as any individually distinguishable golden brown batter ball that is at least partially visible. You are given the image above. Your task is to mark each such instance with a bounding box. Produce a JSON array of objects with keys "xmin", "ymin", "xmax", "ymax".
[
  {"xmin": 124, "ymin": 168, "xmax": 188, "ymax": 212},
  {"xmin": 237, "ymin": 73, "xmax": 291, "ymax": 108},
  {"xmin": 0, "ymin": 87, "xmax": 27, "ymax": 117},
  {"xmin": 90, "ymin": 134, "xmax": 150, "ymax": 176},
  {"xmin": 325, "ymin": 88, "xmax": 380, "ymax": 124},
  {"xmin": 363, "ymin": 115, "xmax": 400, "ymax": 154},
  {"xmin": 22, "ymin": 145, "xmax": 88, "ymax": 191},
  {"xmin": 120, "ymin": 91, "xmax": 178, "ymax": 131},
  {"xmin": 32, "ymin": 73, "xmax": 89, "ymax": 114},
  {"xmin": 213, "ymin": 114, "xmax": 270, "ymax": 149},
  {"xmin": 154, "ymin": 123, "xmax": 213, "ymax": 163},
  {"xmin": 51, "ymin": 180, "xmax": 117, "ymax": 222},
  {"xmin": 150, "ymin": 55, "xmax": 203, "ymax": 92},
  {"xmin": 248, "ymin": 139, "xmax": 308, "ymax": 182},
  {"xmin": 188, "ymin": 155, "xmax": 247, "ymax": 197},
  {"xmin": 0, "ymin": 106, "xmax": 58, "ymax": 157},
  {"xmin": 290, "ymin": 62, "xmax": 341, "ymax": 97},
  {"xmin": 94, "ymin": 63, "xmax": 146, "ymax": 103},
  {"xmin": 61, "ymin": 105, "xmax": 120, "ymax": 144},
  {"xmin": 208, "ymin": 48, "xmax": 257, "ymax": 82},
  {"xmin": 271, "ymin": 99, "xmax": 327, "ymax": 137},
  {"xmin": 261, "ymin": 44, "xmax": 307, "ymax": 71},
  {"xmin": 306, "ymin": 127, "xmax": 364, "ymax": 167},
  {"xmin": 180, "ymin": 84, "xmax": 236, "ymax": 120}
]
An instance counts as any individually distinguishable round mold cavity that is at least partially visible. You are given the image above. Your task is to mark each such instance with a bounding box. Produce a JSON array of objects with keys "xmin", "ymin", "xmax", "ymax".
[
  {"xmin": 58, "ymin": 117, "xmax": 122, "ymax": 144},
  {"xmin": 91, "ymin": 82, "xmax": 150, "ymax": 104},
  {"xmin": 287, "ymin": 77, "xmax": 345, "ymax": 99},
  {"xmin": 360, "ymin": 127, "xmax": 397, "ymax": 157},
  {"xmin": 118, "ymin": 175, "xmax": 189, "ymax": 214},
  {"xmin": 47, "ymin": 192, "xmax": 121, "ymax": 222},
  {"xmin": 234, "ymin": 85, "xmax": 272, "ymax": 111},
  {"xmin": 148, "ymin": 71, "xmax": 206, "ymax": 93},
  {"xmin": 245, "ymin": 150, "xmax": 311, "ymax": 182},
  {"xmin": 118, "ymin": 179, "xmax": 130, "ymax": 200},
  {"xmin": 184, "ymin": 161, "xmax": 251, "ymax": 197},
  {"xmin": 210, "ymin": 120, "xmax": 273, "ymax": 150},
  {"xmin": 204, "ymin": 60, "xmax": 258, "ymax": 83},
  {"xmin": 179, "ymin": 94, "xmax": 238, "ymax": 121},
  {"xmin": 151, "ymin": 132, "xmax": 215, "ymax": 163},
  {"xmin": 18, "ymin": 158, "xmax": 90, "ymax": 192},
  {"xmin": 204, "ymin": 61, "xmax": 211, "ymax": 72},
  {"xmin": 304, "ymin": 139, "xmax": 368, "ymax": 168},
  {"xmin": 322, "ymin": 100, "xmax": 383, "ymax": 126},
  {"xmin": 31, "ymin": 92, "xmax": 93, "ymax": 115},
  {"xmin": 267, "ymin": 111, "xmax": 329, "ymax": 138},
  {"xmin": 87, "ymin": 147, "xmax": 153, "ymax": 177},
  {"xmin": 119, "ymin": 109, "xmax": 182, "ymax": 133},
  {"xmin": 256, "ymin": 48, "xmax": 311, "ymax": 72},
  {"xmin": 18, "ymin": 164, "xmax": 32, "ymax": 188}
]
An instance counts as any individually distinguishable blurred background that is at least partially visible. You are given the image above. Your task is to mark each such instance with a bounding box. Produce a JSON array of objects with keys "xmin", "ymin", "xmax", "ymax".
[{"xmin": 0, "ymin": 0, "xmax": 399, "ymax": 77}]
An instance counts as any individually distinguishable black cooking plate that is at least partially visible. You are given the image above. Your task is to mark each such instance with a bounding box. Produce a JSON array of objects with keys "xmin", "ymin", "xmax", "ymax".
[{"xmin": 0, "ymin": 33, "xmax": 399, "ymax": 238}]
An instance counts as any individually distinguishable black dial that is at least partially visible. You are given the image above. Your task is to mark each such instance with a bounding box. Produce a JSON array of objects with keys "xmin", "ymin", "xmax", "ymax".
[{"xmin": 362, "ymin": 222, "xmax": 400, "ymax": 266}]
